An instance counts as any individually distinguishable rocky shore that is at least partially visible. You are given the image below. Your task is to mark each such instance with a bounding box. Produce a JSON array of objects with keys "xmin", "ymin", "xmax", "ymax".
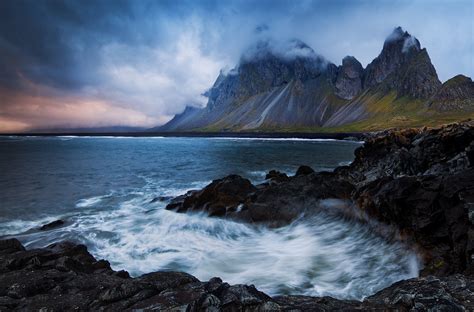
[{"xmin": 1, "ymin": 121, "xmax": 473, "ymax": 311}]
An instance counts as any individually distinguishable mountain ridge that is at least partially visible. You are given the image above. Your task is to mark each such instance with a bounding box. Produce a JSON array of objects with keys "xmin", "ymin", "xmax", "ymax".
[{"xmin": 156, "ymin": 27, "xmax": 474, "ymax": 132}]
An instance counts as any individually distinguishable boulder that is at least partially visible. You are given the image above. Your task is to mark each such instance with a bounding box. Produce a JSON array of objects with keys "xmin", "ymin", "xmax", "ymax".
[{"xmin": 166, "ymin": 175, "xmax": 257, "ymax": 217}]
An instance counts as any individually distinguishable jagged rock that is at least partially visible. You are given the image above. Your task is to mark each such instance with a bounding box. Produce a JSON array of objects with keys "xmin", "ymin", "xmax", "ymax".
[
  {"xmin": 265, "ymin": 170, "xmax": 289, "ymax": 183},
  {"xmin": 341, "ymin": 120, "xmax": 474, "ymax": 185},
  {"xmin": 356, "ymin": 170, "xmax": 474, "ymax": 275},
  {"xmin": 295, "ymin": 165, "xmax": 315, "ymax": 176},
  {"xmin": 364, "ymin": 274, "xmax": 474, "ymax": 311},
  {"xmin": 335, "ymin": 56, "xmax": 363, "ymax": 100},
  {"xmin": 166, "ymin": 175, "xmax": 257, "ymax": 217}
]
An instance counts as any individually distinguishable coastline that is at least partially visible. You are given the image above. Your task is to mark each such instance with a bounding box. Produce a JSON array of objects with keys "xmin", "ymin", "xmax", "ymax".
[
  {"xmin": 1, "ymin": 121, "xmax": 473, "ymax": 311},
  {"xmin": 0, "ymin": 131, "xmax": 366, "ymax": 140}
]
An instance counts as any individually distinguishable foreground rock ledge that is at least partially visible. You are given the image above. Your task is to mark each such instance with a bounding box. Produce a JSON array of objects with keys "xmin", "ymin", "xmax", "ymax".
[{"xmin": 0, "ymin": 238, "xmax": 472, "ymax": 311}]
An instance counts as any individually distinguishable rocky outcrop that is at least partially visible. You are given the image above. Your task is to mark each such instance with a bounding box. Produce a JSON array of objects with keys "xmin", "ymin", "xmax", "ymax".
[
  {"xmin": 166, "ymin": 175, "xmax": 257, "ymax": 217},
  {"xmin": 356, "ymin": 170, "xmax": 474, "ymax": 275},
  {"xmin": 167, "ymin": 121, "xmax": 474, "ymax": 274},
  {"xmin": 167, "ymin": 169, "xmax": 354, "ymax": 226},
  {"xmin": 1, "ymin": 238, "xmax": 473, "ymax": 311},
  {"xmin": 341, "ymin": 120, "xmax": 474, "ymax": 185}
]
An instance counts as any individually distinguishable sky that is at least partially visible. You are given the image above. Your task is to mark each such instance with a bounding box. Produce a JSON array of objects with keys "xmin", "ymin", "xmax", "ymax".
[{"xmin": 0, "ymin": 0, "xmax": 473, "ymax": 132}]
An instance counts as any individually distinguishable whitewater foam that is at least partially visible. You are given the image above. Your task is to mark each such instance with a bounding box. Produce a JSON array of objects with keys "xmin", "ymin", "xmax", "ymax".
[{"xmin": 68, "ymin": 194, "xmax": 420, "ymax": 300}]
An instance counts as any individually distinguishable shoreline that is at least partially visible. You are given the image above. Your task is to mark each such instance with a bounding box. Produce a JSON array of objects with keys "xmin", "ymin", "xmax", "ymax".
[
  {"xmin": 0, "ymin": 131, "xmax": 366, "ymax": 140},
  {"xmin": 1, "ymin": 121, "xmax": 472, "ymax": 311}
]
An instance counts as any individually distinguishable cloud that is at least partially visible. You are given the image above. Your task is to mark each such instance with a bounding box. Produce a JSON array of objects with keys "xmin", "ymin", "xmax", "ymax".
[
  {"xmin": 0, "ymin": 0, "xmax": 472, "ymax": 132},
  {"xmin": 0, "ymin": 86, "xmax": 161, "ymax": 132}
]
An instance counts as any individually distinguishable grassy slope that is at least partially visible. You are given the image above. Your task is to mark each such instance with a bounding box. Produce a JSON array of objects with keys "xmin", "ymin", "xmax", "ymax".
[
  {"xmin": 246, "ymin": 91, "xmax": 474, "ymax": 133},
  {"xmin": 189, "ymin": 89, "xmax": 474, "ymax": 133}
]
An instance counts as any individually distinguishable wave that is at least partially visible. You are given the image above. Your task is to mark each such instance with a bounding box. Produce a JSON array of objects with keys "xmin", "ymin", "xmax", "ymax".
[
  {"xmin": 206, "ymin": 137, "xmax": 362, "ymax": 143},
  {"xmin": 3, "ymin": 183, "xmax": 420, "ymax": 300},
  {"xmin": 69, "ymin": 194, "xmax": 419, "ymax": 300}
]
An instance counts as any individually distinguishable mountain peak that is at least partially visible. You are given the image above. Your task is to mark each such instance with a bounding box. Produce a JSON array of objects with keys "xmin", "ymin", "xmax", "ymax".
[
  {"xmin": 335, "ymin": 56, "xmax": 364, "ymax": 100},
  {"xmin": 363, "ymin": 27, "xmax": 426, "ymax": 90},
  {"xmin": 240, "ymin": 38, "xmax": 324, "ymax": 64},
  {"xmin": 384, "ymin": 26, "xmax": 421, "ymax": 54}
]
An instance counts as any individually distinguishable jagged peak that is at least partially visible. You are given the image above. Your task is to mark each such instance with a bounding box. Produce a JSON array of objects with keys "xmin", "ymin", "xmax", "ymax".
[
  {"xmin": 240, "ymin": 38, "xmax": 326, "ymax": 65},
  {"xmin": 341, "ymin": 55, "xmax": 363, "ymax": 67},
  {"xmin": 384, "ymin": 26, "xmax": 420, "ymax": 54}
]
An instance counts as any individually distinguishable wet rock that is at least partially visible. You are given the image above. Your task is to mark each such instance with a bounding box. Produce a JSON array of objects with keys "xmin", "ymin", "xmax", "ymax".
[
  {"xmin": 265, "ymin": 170, "xmax": 289, "ymax": 183},
  {"xmin": 0, "ymin": 238, "xmax": 25, "ymax": 254},
  {"xmin": 295, "ymin": 165, "xmax": 315, "ymax": 176},
  {"xmin": 39, "ymin": 219, "xmax": 65, "ymax": 231},
  {"xmin": 166, "ymin": 175, "xmax": 257, "ymax": 217},
  {"xmin": 356, "ymin": 169, "xmax": 474, "ymax": 275},
  {"xmin": 365, "ymin": 275, "xmax": 473, "ymax": 311},
  {"xmin": 150, "ymin": 196, "xmax": 172, "ymax": 203}
]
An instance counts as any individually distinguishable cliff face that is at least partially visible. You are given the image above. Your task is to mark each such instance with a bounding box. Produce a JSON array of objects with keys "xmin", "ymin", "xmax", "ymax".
[
  {"xmin": 335, "ymin": 56, "xmax": 364, "ymax": 100},
  {"xmin": 158, "ymin": 27, "xmax": 473, "ymax": 132}
]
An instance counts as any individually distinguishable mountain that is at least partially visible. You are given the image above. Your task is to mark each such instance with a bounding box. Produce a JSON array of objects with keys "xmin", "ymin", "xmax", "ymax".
[{"xmin": 157, "ymin": 27, "xmax": 474, "ymax": 132}]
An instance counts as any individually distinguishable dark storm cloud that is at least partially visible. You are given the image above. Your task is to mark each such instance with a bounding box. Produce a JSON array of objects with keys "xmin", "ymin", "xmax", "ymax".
[{"xmin": 0, "ymin": 0, "xmax": 472, "ymax": 132}]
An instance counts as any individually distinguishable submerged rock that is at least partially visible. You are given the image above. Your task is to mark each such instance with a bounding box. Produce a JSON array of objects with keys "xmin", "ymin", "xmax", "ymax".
[{"xmin": 39, "ymin": 219, "xmax": 65, "ymax": 231}]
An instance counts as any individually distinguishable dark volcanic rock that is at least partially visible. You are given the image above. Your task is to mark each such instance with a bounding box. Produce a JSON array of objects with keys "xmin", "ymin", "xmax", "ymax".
[
  {"xmin": 356, "ymin": 170, "xmax": 474, "ymax": 276},
  {"xmin": 166, "ymin": 175, "xmax": 257, "ymax": 217},
  {"xmin": 295, "ymin": 165, "xmax": 315, "ymax": 176},
  {"xmin": 1, "ymin": 239, "xmax": 473, "ymax": 311},
  {"xmin": 167, "ymin": 167, "xmax": 354, "ymax": 226},
  {"xmin": 342, "ymin": 120, "xmax": 474, "ymax": 185},
  {"xmin": 265, "ymin": 170, "xmax": 289, "ymax": 183},
  {"xmin": 364, "ymin": 274, "xmax": 474, "ymax": 311},
  {"xmin": 39, "ymin": 219, "xmax": 65, "ymax": 231}
]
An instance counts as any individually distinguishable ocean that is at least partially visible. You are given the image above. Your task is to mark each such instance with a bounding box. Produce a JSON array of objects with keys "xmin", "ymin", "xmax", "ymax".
[{"xmin": 0, "ymin": 136, "xmax": 419, "ymax": 300}]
